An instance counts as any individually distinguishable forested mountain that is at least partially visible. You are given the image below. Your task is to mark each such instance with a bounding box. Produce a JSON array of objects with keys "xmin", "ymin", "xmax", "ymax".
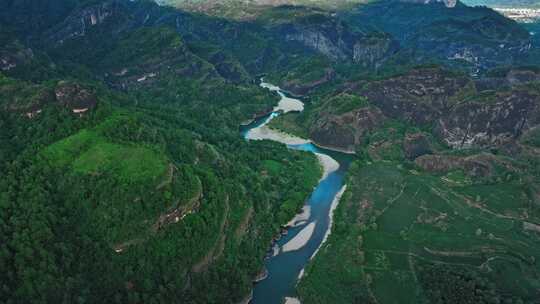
[
  {"xmin": 1, "ymin": 0, "xmax": 539, "ymax": 303},
  {"xmin": 0, "ymin": 1, "xmax": 324, "ymax": 303}
]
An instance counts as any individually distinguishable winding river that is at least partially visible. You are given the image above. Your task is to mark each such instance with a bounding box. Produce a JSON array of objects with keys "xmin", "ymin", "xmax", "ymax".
[{"xmin": 240, "ymin": 82, "xmax": 354, "ymax": 304}]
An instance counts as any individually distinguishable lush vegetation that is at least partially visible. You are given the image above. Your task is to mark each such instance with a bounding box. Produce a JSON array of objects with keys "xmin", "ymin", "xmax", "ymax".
[
  {"xmin": 297, "ymin": 109, "xmax": 540, "ymax": 304},
  {"xmin": 268, "ymin": 112, "xmax": 310, "ymax": 139},
  {"xmin": 0, "ymin": 3, "xmax": 324, "ymax": 299},
  {"xmin": 1, "ymin": 0, "xmax": 540, "ymax": 303},
  {"xmin": 0, "ymin": 64, "xmax": 324, "ymax": 303}
]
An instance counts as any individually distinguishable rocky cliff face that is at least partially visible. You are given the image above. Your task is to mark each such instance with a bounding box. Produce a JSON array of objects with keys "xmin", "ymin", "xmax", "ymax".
[
  {"xmin": 403, "ymin": 132, "xmax": 433, "ymax": 160},
  {"xmin": 36, "ymin": 0, "xmax": 253, "ymax": 88},
  {"xmin": 282, "ymin": 25, "xmax": 349, "ymax": 61},
  {"xmin": 276, "ymin": 15, "xmax": 399, "ymax": 65},
  {"xmin": 54, "ymin": 82, "xmax": 98, "ymax": 113},
  {"xmin": 343, "ymin": 0, "xmax": 532, "ymax": 73},
  {"xmin": 436, "ymin": 87, "xmax": 540, "ymax": 148},
  {"xmin": 1, "ymin": 78, "xmax": 97, "ymax": 116},
  {"xmin": 410, "ymin": 16, "xmax": 532, "ymax": 72},
  {"xmin": 44, "ymin": 1, "xmax": 120, "ymax": 46},
  {"xmin": 352, "ymin": 34, "xmax": 399, "ymax": 67},
  {"xmin": 358, "ymin": 68, "xmax": 474, "ymax": 125},
  {"xmin": 310, "ymin": 106, "xmax": 385, "ymax": 152},
  {"xmin": 313, "ymin": 68, "xmax": 540, "ymax": 151},
  {"xmin": 363, "ymin": 69, "xmax": 540, "ymax": 149}
]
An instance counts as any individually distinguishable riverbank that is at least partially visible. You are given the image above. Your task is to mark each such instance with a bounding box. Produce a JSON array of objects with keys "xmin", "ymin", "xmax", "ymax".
[
  {"xmin": 284, "ymin": 297, "xmax": 301, "ymax": 304},
  {"xmin": 311, "ymin": 185, "xmax": 347, "ymax": 259},
  {"xmin": 282, "ymin": 222, "xmax": 317, "ymax": 253},
  {"xmin": 245, "ymin": 124, "xmax": 310, "ymax": 145},
  {"xmin": 312, "ymin": 141, "xmax": 356, "ymax": 155},
  {"xmin": 315, "ymin": 153, "xmax": 339, "ymax": 182},
  {"xmin": 285, "ymin": 206, "xmax": 310, "ymax": 227},
  {"xmin": 261, "ymin": 81, "xmax": 304, "ymax": 113},
  {"xmin": 244, "ymin": 81, "xmax": 353, "ymax": 304},
  {"xmin": 265, "ymin": 117, "xmax": 357, "ymax": 155}
]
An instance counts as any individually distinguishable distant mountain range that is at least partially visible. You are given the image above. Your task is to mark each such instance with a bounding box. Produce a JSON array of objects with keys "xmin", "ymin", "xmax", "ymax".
[
  {"xmin": 155, "ymin": 0, "xmax": 366, "ymax": 16},
  {"xmin": 156, "ymin": 0, "xmax": 462, "ymax": 18},
  {"xmin": 156, "ymin": 0, "xmax": 367, "ymax": 9},
  {"xmin": 156, "ymin": 0, "xmax": 540, "ymax": 22},
  {"xmin": 158, "ymin": 0, "xmax": 539, "ymax": 10}
]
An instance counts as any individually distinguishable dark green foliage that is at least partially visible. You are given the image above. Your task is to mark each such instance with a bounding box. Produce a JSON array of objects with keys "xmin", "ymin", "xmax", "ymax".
[
  {"xmin": 268, "ymin": 112, "xmax": 310, "ymax": 138},
  {"xmin": 321, "ymin": 93, "xmax": 370, "ymax": 115},
  {"xmin": 0, "ymin": 45, "xmax": 321, "ymax": 304},
  {"xmin": 521, "ymin": 127, "xmax": 540, "ymax": 147},
  {"xmin": 299, "ymin": 159, "xmax": 540, "ymax": 304},
  {"xmin": 419, "ymin": 265, "xmax": 505, "ymax": 304}
]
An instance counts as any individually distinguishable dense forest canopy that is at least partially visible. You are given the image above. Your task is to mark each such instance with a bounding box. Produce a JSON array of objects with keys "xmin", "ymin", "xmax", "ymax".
[{"xmin": 1, "ymin": 0, "xmax": 540, "ymax": 303}]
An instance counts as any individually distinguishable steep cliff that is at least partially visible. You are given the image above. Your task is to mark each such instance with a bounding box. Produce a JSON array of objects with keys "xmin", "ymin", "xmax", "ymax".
[
  {"xmin": 310, "ymin": 105, "xmax": 385, "ymax": 152},
  {"xmin": 307, "ymin": 68, "xmax": 540, "ymax": 151},
  {"xmin": 269, "ymin": 11, "xmax": 399, "ymax": 66},
  {"xmin": 343, "ymin": 0, "xmax": 532, "ymax": 72},
  {"xmin": 358, "ymin": 68, "xmax": 475, "ymax": 125},
  {"xmin": 436, "ymin": 85, "xmax": 540, "ymax": 148}
]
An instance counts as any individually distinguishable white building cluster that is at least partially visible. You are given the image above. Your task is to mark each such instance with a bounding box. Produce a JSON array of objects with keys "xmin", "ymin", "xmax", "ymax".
[{"xmin": 494, "ymin": 8, "xmax": 540, "ymax": 23}]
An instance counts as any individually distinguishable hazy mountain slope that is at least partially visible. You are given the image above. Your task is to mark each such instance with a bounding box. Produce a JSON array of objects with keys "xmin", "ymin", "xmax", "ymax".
[
  {"xmin": 462, "ymin": 0, "xmax": 540, "ymax": 8},
  {"xmin": 157, "ymin": 0, "xmax": 368, "ymax": 10}
]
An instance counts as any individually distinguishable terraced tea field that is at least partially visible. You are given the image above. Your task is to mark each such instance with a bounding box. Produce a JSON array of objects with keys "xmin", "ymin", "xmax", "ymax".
[{"xmin": 298, "ymin": 162, "xmax": 540, "ymax": 304}]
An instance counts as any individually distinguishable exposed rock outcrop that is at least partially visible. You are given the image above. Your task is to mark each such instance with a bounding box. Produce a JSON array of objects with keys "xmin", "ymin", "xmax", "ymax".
[
  {"xmin": 403, "ymin": 132, "xmax": 433, "ymax": 160},
  {"xmin": 310, "ymin": 106, "xmax": 385, "ymax": 152},
  {"xmin": 44, "ymin": 1, "xmax": 119, "ymax": 46},
  {"xmin": 357, "ymin": 68, "xmax": 474, "ymax": 125},
  {"xmin": 276, "ymin": 14, "xmax": 399, "ymax": 66},
  {"xmin": 282, "ymin": 68, "xmax": 336, "ymax": 95},
  {"xmin": 345, "ymin": 0, "xmax": 532, "ymax": 73},
  {"xmin": 352, "ymin": 68, "xmax": 540, "ymax": 149},
  {"xmin": 435, "ymin": 87, "xmax": 540, "ymax": 148},
  {"xmin": 54, "ymin": 82, "xmax": 98, "ymax": 113},
  {"xmin": 2, "ymin": 79, "xmax": 98, "ymax": 117},
  {"xmin": 410, "ymin": 17, "xmax": 532, "ymax": 72},
  {"xmin": 353, "ymin": 34, "xmax": 399, "ymax": 68},
  {"xmin": 303, "ymin": 68, "xmax": 540, "ymax": 152},
  {"xmin": 474, "ymin": 68, "xmax": 540, "ymax": 92}
]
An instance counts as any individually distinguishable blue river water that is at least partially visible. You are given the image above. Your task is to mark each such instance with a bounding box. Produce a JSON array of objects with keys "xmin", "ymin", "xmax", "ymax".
[{"xmin": 240, "ymin": 91, "xmax": 354, "ymax": 304}]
